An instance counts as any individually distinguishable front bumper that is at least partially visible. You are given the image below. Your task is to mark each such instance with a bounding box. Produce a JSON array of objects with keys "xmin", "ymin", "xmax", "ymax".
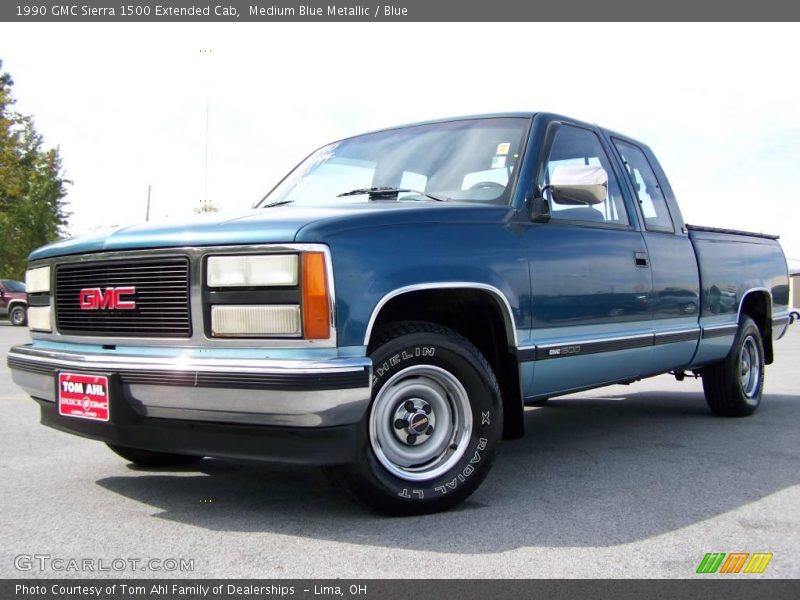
[{"xmin": 7, "ymin": 344, "xmax": 372, "ymax": 465}]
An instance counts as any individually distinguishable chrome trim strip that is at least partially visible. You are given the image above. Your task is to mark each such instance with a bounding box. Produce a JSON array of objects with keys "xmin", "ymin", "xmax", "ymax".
[
  {"xmin": 516, "ymin": 330, "xmax": 657, "ymax": 353},
  {"xmin": 126, "ymin": 385, "xmax": 369, "ymax": 427},
  {"xmin": 363, "ymin": 282, "xmax": 518, "ymax": 347},
  {"xmin": 698, "ymin": 288, "xmax": 783, "ymax": 339},
  {"xmin": 737, "ymin": 287, "xmax": 772, "ymax": 324},
  {"xmin": 653, "ymin": 328, "xmax": 701, "ymax": 345},
  {"xmin": 653, "ymin": 327, "xmax": 701, "ymax": 336},
  {"xmin": 8, "ymin": 345, "xmax": 369, "ymax": 375},
  {"xmin": 702, "ymin": 324, "xmax": 738, "ymax": 332},
  {"xmin": 518, "ymin": 332, "xmax": 653, "ymax": 362},
  {"xmin": 516, "ymin": 327, "xmax": 701, "ymax": 362},
  {"xmin": 701, "ymin": 324, "xmax": 739, "ymax": 339},
  {"xmin": 28, "ymin": 243, "xmax": 337, "ymax": 348},
  {"xmin": 6, "ymin": 299, "xmax": 28, "ymax": 310},
  {"xmin": 12, "ymin": 373, "xmax": 371, "ymax": 428},
  {"xmin": 9, "ymin": 345, "xmax": 372, "ymax": 427}
]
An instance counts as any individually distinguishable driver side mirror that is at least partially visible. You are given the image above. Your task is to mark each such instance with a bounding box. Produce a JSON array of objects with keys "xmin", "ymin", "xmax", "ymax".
[
  {"xmin": 549, "ymin": 165, "xmax": 608, "ymax": 206},
  {"xmin": 529, "ymin": 194, "xmax": 551, "ymax": 223}
]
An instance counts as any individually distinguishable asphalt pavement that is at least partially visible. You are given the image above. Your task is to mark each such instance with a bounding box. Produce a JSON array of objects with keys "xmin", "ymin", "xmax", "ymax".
[{"xmin": 1, "ymin": 321, "xmax": 798, "ymax": 578}]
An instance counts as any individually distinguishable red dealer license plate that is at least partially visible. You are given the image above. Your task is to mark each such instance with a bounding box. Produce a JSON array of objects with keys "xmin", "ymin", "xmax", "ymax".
[{"xmin": 57, "ymin": 373, "xmax": 110, "ymax": 422}]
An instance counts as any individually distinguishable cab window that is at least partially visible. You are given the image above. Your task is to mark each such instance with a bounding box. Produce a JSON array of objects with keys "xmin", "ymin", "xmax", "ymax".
[
  {"xmin": 541, "ymin": 125, "xmax": 630, "ymax": 226},
  {"xmin": 613, "ymin": 139, "xmax": 674, "ymax": 232}
]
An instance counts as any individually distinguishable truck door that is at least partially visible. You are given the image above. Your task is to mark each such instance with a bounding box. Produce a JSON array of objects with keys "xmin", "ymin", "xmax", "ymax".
[
  {"xmin": 610, "ymin": 138, "xmax": 701, "ymax": 375},
  {"xmin": 521, "ymin": 123, "xmax": 654, "ymax": 399},
  {"xmin": 0, "ymin": 282, "xmax": 8, "ymax": 316}
]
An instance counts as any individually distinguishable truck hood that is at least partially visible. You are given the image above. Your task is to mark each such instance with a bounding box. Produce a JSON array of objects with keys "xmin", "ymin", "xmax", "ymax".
[{"xmin": 29, "ymin": 202, "xmax": 512, "ymax": 261}]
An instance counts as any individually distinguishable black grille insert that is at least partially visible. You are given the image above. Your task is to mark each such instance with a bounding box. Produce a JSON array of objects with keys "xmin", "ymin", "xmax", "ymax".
[{"xmin": 55, "ymin": 258, "xmax": 191, "ymax": 338}]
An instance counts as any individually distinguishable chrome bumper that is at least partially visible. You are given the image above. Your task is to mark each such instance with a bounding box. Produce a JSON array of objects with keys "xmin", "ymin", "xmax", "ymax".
[{"xmin": 7, "ymin": 344, "xmax": 372, "ymax": 428}]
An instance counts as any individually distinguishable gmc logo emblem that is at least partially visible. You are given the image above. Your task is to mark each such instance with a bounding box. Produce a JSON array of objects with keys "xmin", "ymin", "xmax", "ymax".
[
  {"xmin": 548, "ymin": 345, "xmax": 581, "ymax": 357},
  {"xmin": 79, "ymin": 287, "xmax": 136, "ymax": 310}
]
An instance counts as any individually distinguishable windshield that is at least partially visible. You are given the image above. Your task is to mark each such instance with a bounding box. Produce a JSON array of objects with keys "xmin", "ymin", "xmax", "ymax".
[
  {"xmin": 2, "ymin": 280, "xmax": 26, "ymax": 293},
  {"xmin": 259, "ymin": 117, "xmax": 530, "ymax": 207}
]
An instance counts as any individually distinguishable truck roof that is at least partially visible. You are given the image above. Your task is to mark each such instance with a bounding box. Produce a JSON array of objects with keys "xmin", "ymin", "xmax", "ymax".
[{"xmin": 340, "ymin": 112, "xmax": 651, "ymax": 152}]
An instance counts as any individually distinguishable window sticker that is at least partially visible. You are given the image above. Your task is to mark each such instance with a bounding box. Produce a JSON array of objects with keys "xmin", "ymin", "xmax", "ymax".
[
  {"xmin": 491, "ymin": 156, "xmax": 507, "ymax": 169},
  {"xmin": 496, "ymin": 142, "xmax": 510, "ymax": 155}
]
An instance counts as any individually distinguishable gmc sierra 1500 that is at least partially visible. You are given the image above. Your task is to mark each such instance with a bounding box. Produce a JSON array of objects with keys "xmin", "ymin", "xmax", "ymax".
[{"xmin": 7, "ymin": 113, "xmax": 792, "ymax": 515}]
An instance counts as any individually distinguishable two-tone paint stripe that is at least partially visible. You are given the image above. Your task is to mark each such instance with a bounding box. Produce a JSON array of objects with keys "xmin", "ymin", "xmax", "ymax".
[
  {"xmin": 701, "ymin": 324, "xmax": 739, "ymax": 339},
  {"xmin": 516, "ymin": 329, "xmax": 701, "ymax": 362}
]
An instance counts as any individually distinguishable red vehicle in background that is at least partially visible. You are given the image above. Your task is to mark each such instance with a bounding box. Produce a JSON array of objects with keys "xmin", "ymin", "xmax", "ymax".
[{"xmin": 0, "ymin": 279, "xmax": 27, "ymax": 326}]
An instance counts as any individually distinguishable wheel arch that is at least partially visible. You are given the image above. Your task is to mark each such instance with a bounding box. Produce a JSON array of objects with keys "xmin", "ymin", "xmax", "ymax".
[
  {"xmin": 738, "ymin": 288, "xmax": 773, "ymax": 364},
  {"xmin": 364, "ymin": 283, "xmax": 524, "ymax": 440},
  {"xmin": 7, "ymin": 300, "xmax": 27, "ymax": 317},
  {"xmin": 364, "ymin": 283, "xmax": 518, "ymax": 347}
]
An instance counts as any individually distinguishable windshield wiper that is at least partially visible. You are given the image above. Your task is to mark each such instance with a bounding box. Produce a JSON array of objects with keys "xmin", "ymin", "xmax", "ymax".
[
  {"xmin": 261, "ymin": 199, "xmax": 294, "ymax": 209},
  {"xmin": 337, "ymin": 187, "xmax": 449, "ymax": 202}
]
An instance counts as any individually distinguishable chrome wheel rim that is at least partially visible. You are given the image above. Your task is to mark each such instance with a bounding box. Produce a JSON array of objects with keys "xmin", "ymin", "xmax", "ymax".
[
  {"xmin": 369, "ymin": 364, "xmax": 473, "ymax": 482},
  {"xmin": 739, "ymin": 336, "xmax": 761, "ymax": 399},
  {"xmin": 10, "ymin": 308, "xmax": 24, "ymax": 326}
]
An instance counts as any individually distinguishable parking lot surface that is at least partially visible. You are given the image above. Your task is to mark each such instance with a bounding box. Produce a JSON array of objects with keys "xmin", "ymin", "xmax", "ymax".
[{"xmin": 1, "ymin": 322, "xmax": 798, "ymax": 578}]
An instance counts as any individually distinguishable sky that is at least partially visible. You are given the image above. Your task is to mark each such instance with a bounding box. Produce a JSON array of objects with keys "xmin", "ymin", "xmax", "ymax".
[{"xmin": 1, "ymin": 22, "xmax": 799, "ymax": 263}]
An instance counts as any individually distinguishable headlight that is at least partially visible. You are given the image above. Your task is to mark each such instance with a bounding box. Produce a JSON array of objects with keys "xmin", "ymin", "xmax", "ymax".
[
  {"xmin": 206, "ymin": 250, "xmax": 331, "ymax": 340},
  {"xmin": 207, "ymin": 255, "xmax": 298, "ymax": 287},
  {"xmin": 25, "ymin": 266, "xmax": 51, "ymax": 293}
]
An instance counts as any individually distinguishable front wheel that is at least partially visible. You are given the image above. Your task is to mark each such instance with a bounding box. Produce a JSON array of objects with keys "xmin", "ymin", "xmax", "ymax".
[
  {"xmin": 702, "ymin": 316, "xmax": 764, "ymax": 417},
  {"xmin": 326, "ymin": 321, "xmax": 503, "ymax": 516},
  {"xmin": 107, "ymin": 444, "xmax": 203, "ymax": 467},
  {"xmin": 9, "ymin": 305, "xmax": 27, "ymax": 326}
]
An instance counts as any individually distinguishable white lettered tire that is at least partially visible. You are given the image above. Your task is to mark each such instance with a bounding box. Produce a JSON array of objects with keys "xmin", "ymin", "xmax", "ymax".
[{"xmin": 327, "ymin": 321, "xmax": 503, "ymax": 515}]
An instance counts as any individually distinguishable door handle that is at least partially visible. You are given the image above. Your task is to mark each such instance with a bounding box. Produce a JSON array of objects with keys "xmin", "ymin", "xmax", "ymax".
[{"xmin": 634, "ymin": 252, "xmax": 650, "ymax": 268}]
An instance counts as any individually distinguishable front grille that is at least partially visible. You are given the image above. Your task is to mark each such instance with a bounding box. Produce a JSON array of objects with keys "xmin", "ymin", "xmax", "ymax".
[{"xmin": 55, "ymin": 257, "xmax": 192, "ymax": 338}]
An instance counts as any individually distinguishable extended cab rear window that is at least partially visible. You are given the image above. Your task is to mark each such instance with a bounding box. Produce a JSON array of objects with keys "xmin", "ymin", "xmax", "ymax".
[{"xmin": 612, "ymin": 139, "xmax": 674, "ymax": 233}]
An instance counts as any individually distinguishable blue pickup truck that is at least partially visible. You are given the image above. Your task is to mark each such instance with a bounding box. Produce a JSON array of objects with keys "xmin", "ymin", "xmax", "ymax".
[{"xmin": 8, "ymin": 113, "xmax": 792, "ymax": 515}]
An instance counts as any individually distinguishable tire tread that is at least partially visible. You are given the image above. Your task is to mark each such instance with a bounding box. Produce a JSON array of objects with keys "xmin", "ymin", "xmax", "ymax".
[
  {"xmin": 702, "ymin": 316, "xmax": 764, "ymax": 418},
  {"xmin": 329, "ymin": 320, "xmax": 502, "ymax": 516}
]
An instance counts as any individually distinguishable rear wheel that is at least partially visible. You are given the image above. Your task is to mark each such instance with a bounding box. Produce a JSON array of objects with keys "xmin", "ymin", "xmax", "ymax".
[
  {"xmin": 702, "ymin": 316, "xmax": 764, "ymax": 417},
  {"xmin": 326, "ymin": 321, "xmax": 503, "ymax": 516},
  {"xmin": 107, "ymin": 444, "xmax": 203, "ymax": 467},
  {"xmin": 9, "ymin": 305, "xmax": 26, "ymax": 326}
]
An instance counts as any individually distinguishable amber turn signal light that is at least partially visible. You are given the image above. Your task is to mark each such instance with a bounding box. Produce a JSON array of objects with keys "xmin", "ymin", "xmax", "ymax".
[{"xmin": 301, "ymin": 252, "xmax": 331, "ymax": 339}]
